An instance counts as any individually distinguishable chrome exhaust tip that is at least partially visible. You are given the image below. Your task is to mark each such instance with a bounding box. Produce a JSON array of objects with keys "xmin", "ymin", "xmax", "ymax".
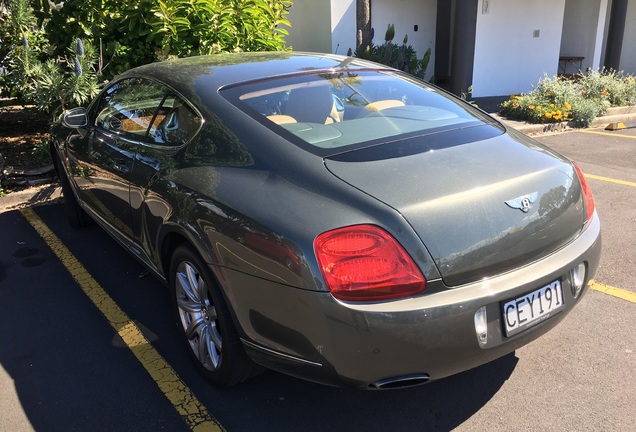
[{"xmin": 369, "ymin": 374, "xmax": 430, "ymax": 390}]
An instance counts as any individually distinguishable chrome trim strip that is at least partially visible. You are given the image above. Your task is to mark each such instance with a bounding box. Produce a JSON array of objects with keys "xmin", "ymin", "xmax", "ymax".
[{"xmin": 241, "ymin": 339, "xmax": 323, "ymax": 367}]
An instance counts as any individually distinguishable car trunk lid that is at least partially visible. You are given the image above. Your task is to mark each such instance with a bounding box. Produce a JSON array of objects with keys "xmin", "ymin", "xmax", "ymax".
[{"xmin": 324, "ymin": 126, "xmax": 587, "ymax": 286}]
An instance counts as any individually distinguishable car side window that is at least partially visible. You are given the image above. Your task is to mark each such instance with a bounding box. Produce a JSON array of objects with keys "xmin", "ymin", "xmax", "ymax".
[
  {"xmin": 94, "ymin": 78, "xmax": 167, "ymax": 139},
  {"xmin": 146, "ymin": 96, "xmax": 202, "ymax": 146},
  {"xmin": 93, "ymin": 78, "xmax": 202, "ymax": 146}
]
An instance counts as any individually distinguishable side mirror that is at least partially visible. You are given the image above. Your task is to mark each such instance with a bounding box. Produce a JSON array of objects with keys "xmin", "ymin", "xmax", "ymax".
[{"xmin": 62, "ymin": 107, "xmax": 88, "ymax": 128}]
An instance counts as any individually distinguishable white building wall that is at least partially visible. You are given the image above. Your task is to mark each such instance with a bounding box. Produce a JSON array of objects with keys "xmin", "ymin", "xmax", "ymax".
[
  {"xmin": 472, "ymin": 0, "xmax": 567, "ymax": 97},
  {"xmin": 372, "ymin": 0, "xmax": 437, "ymax": 58},
  {"xmin": 285, "ymin": 0, "xmax": 624, "ymax": 97},
  {"xmin": 620, "ymin": 0, "xmax": 636, "ymax": 74},
  {"xmin": 284, "ymin": 2, "xmax": 333, "ymax": 53},
  {"xmin": 330, "ymin": 0, "xmax": 357, "ymax": 55},
  {"xmin": 284, "ymin": 0, "xmax": 356, "ymax": 55},
  {"xmin": 372, "ymin": 0, "xmax": 436, "ymax": 79}
]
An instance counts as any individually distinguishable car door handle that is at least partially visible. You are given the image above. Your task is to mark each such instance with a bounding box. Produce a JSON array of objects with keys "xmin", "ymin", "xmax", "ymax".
[{"xmin": 113, "ymin": 159, "xmax": 130, "ymax": 173}]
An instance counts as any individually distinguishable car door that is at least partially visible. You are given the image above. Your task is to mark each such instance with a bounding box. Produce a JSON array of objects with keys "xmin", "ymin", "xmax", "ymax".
[
  {"xmin": 67, "ymin": 78, "xmax": 168, "ymax": 241},
  {"xmin": 127, "ymin": 93, "xmax": 203, "ymax": 265}
]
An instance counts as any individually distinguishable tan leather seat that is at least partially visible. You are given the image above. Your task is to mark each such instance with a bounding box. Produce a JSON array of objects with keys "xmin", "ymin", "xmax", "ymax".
[
  {"xmin": 365, "ymin": 99, "xmax": 406, "ymax": 112},
  {"xmin": 266, "ymin": 114, "xmax": 297, "ymax": 125}
]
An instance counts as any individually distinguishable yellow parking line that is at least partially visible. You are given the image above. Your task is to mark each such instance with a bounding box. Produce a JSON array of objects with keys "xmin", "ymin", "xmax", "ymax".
[
  {"xmin": 20, "ymin": 208, "xmax": 223, "ymax": 432},
  {"xmin": 585, "ymin": 174, "xmax": 636, "ymax": 188},
  {"xmin": 581, "ymin": 129, "xmax": 636, "ymax": 139},
  {"xmin": 589, "ymin": 280, "xmax": 636, "ymax": 304}
]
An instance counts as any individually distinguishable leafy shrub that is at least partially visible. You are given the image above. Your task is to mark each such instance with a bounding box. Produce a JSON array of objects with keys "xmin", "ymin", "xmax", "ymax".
[
  {"xmin": 1, "ymin": 0, "xmax": 100, "ymax": 114},
  {"xmin": 20, "ymin": 38, "xmax": 101, "ymax": 120},
  {"xmin": 500, "ymin": 70, "xmax": 634, "ymax": 126},
  {"xmin": 501, "ymin": 96, "xmax": 572, "ymax": 124},
  {"xmin": 1, "ymin": 0, "xmax": 292, "ymax": 117},
  {"xmin": 533, "ymin": 74, "xmax": 579, "ymax": 106},
  {"xmin": 580, "ymin": 69, "xmax": 636, "ymax": 107},
  {"xmin": 570, "ymin": 98, "xmax": 605, "ymax": 127},
  {"xmin": 31, "ymin": 137, "xmax": 51, "ymax": 162},
  {"xmin": 355, "ymin": 24, "xmax": 432, "ymax": 81},
  {"xmin": 44, "ymin": 0, "xmax": 293, "ymax": 78},
  {"xmin": 1, "ymin": 0, "xmax": 49, "ymax": 99},
  {"xmin": 501, "ymin": 75, "xmax": 575, "ymax": 123}
]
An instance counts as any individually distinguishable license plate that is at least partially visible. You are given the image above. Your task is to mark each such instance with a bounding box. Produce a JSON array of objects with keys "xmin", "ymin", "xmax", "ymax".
[{"xmin": 502, "ymin": 280, "xmax": 565, "ymax": 337}]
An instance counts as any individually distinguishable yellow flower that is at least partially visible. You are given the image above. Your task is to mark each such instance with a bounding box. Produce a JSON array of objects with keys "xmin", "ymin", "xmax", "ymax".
[
  {"xmin": 536, "ymin": 106, "xmax": 542, "ymax": 111},
  {"xmin": 564, "ymin": 102, "xmax": 572, "ymax": 110},
  {"xmin": 528, "ymin": 105, "xmax": 535, "ymax": 110},
  {"xmin": 550, "ymin": 104, "xmax": 555, "ymax": 108},
  {"xmin": 556, "ymin": 110, "xmax": 562, "ymax": 116},
  {"xmin": 545, "ymin": 112, "xmax": 553, "ymax": 119}
]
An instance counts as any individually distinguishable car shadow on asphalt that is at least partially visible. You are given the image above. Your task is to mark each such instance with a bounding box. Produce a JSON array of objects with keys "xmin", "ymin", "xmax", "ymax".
[
  {"xmin": 0, "ymin": 203, "xmax": 518, "ymax": 431},
  {"xmin": 212, "ymin": 352, "xmax": 518, "ymax": 431}
]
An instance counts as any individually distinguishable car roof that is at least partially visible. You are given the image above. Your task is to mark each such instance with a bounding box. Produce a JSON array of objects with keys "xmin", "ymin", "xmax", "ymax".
[{"xmin": 119, "ymin": 52, "xmax": 388, "ymax": 96}]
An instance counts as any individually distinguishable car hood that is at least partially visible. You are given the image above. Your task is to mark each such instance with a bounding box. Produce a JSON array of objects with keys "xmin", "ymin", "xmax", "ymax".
[{"xmin": 324, "ymin": 126, "xmax": 587, "ymax": 286}]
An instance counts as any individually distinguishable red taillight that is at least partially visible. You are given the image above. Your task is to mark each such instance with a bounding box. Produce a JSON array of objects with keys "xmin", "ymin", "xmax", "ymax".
[
  {"xmin": 314, "ymin": 225, "xmax": 426, "ymax": 301},
  {"xmin": 573, "ymin": 162, "xmax": 595, "ymax": 222}
]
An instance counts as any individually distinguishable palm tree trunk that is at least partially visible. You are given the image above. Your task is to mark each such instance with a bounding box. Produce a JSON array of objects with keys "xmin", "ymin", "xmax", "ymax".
[{"xmin": 356, "ymin": 0, "xmax": 372, "ymax": 50}]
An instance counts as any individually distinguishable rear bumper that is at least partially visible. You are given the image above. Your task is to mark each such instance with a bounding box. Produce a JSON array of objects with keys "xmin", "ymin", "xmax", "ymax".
[{"xmin": 227, "ymin": 212, "xmax": 601, "ymax": 388}]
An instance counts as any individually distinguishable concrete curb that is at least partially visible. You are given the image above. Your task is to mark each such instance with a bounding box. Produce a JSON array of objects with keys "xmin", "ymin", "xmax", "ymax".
[
  {"xmin": 494, "ymin": 105, "xmax": 636, "ymax": 135},
  {"xmin": 0, "ymin": 184, "xmax": 62, "ymax": 214}
]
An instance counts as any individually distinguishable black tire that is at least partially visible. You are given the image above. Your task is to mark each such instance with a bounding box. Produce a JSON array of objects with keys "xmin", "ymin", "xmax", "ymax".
[
  {"xmin": 169, "ymin": 244, "xmax": 262, "ymax": 386},
  {"xmin": 52, "ymin": 151, "xmax": 92, "ymax": 228}
]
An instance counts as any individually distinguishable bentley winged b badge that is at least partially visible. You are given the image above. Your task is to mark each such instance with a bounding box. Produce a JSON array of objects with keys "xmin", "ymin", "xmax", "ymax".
[{"xmin": 505, "ymin": 192, "xmax": 538, "ymax": 213}]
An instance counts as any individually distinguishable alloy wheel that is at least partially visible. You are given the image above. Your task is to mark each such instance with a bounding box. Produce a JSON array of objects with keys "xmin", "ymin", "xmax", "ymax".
[{"xmin": 175, "ymin": 261, "xmax": 223, "ymax": 371}]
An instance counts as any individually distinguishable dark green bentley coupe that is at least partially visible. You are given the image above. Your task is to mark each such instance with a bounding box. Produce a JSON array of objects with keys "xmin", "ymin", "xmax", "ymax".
[{"xmin": 50, "ymin": 52, "xmax": 601, "ymax": 389}]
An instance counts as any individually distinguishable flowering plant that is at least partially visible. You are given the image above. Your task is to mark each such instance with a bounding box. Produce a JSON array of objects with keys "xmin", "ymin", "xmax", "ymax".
[
  {"xmin": 500, "ymin": 70, "xmax": 635, "ymax": 127},
  {"xmin": 502, "ymin": 96, "xmax": 572, "ymax": 124}
]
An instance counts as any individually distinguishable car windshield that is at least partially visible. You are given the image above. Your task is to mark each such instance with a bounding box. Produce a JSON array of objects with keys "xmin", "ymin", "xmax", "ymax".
[{"xmin": 222, "ymin": 70, "xmax": 494, "ymax": 153}]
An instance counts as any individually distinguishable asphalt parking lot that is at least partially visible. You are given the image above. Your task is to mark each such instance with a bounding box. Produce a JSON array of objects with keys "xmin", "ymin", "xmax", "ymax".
[{"xmin": 1, "ymin": 127, "xmax": 634, "ymax": 431}]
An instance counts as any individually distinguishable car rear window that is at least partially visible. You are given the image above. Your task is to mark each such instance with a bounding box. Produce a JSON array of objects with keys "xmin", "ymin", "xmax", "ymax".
[{"xmin": 221, "ymin": 70, "xmax": 494, "ymax": 153}]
